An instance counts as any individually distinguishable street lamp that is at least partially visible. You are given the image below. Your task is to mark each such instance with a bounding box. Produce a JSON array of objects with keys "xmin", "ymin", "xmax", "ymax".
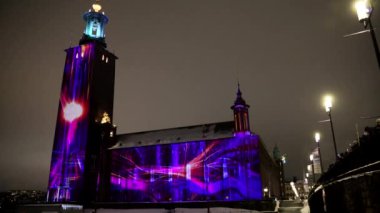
[
  {"xmin": 314, "ymin": 132, "xmax": 324, "ymax": 173},
  {"xmin": 310, "ymin": 154, "xmax": 316, "ymax": 183},
  {"xmin": 324, "ymin": 95, "xmax": 339, "ymax": 160},
  {"xmin": 354, "ymin": 0, "xmax": 380, "ymax": 68}
]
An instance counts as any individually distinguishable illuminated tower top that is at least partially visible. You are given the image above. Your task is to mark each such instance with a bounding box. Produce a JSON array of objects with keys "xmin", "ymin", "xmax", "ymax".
[
  {"xmin": 231, "ymin": 84, "xmax": 251, "ymax": 133},
  {"xmin": 80, "ymin": 1, "xmax": 109, "ymax": 47}
]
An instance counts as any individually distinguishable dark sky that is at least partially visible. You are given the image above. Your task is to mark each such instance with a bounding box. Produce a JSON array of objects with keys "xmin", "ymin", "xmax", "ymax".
[{"xmin": 1, "ymin": 0, "xmax": 380, "ymax": 191}]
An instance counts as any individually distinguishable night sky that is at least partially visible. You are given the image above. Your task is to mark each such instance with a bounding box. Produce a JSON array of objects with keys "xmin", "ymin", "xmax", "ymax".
[{"xmin": 1, "ymin": 0, "xmax": 380, "ymax": 191}]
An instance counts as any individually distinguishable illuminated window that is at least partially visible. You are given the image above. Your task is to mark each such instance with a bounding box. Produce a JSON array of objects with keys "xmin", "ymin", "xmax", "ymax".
[
  {"xmin": 102, "ymin": 54, "xmax": 105, "ymax": 61},
  {"xmin": 106, "ymin": 57, "xmax": 109, "ymax": 63},
  {"xmin": 92, "ymin": 21, "xmax": 99, "ymax": 36},
  {"xmin": 101, "ymin": 112, "xmax": 111, "ymax": 124}
]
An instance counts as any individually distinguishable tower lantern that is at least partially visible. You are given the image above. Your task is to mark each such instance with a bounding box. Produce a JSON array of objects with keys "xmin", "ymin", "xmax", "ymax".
[
  {"xmin": 80, "ymin": 1, "xmax": 109, "ymax": 47},
  {"xmin": 231, "ymin": 84, "xmax": 251, "ymax": 133}
]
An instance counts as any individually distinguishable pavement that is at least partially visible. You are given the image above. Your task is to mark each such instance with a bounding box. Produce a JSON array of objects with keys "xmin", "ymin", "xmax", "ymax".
[{"xmin": 275, "ymin": 200, "xmax": 310, "ymax": 213}]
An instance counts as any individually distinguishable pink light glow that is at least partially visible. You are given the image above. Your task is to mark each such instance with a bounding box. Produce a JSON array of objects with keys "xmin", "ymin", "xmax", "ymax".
[{"xmin": 63, "ymin": 101, "xmax": 83, "ymax": 122}]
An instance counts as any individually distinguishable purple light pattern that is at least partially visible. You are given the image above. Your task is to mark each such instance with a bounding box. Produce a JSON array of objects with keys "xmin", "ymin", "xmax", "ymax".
[
  {"xmin": 110, "ymin": 134, "xmax": 262, "ymax": 202},
  {"xmin": 47, "ymin": 44, "xmax": 95, "ymax": 202},
  {"xmin": 46, "ymin": 42, "xmax": 262, "ymax": 203}
]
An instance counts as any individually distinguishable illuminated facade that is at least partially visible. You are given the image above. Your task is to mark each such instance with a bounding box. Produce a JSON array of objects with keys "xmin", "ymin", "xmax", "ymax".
[
  {"xmin": 47, "ymin": 2, "xmax": 281, "ymax": 205},
  {"xmin": 47, "ymin": 2, "xmax": 116, "ymax": 203},
  {"xmin": 109, "ymin": 124, "xmax": 262, "ymax": 202},
  {"xmin": 104, "ymin": 88, "xmax": 263, "ymax": 203}
]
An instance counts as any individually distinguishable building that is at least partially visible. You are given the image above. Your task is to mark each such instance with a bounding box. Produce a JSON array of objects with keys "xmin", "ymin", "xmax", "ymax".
[
  {"xmin": 47, "ymin": 2, "xmax": 117, "ymax": 203},
  {"xmin": 46, "ymin": 1, "xmax": 281, "ymax": 206},
  {"xmin": 274, "ymin": 145, "xmax": 286, "ymax": 198}
]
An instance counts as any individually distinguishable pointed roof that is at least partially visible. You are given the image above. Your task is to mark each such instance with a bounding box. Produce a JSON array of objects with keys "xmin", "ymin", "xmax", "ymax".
[
  {"xmin": 231, "ymin": 83, "xmax": 249, "ymax": 109},
  {"xmin": 112, "ymin": 121, "xmax": 235, "ymax": 149}
]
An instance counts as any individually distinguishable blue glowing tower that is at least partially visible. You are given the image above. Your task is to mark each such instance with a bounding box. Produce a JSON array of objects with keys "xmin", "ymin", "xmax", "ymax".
[
  {"xmin": 80, "ymin": 1, "xmax": 109, "ymax": 47},
  {"xmin": 47, "ymin": 2, "xmax": 117, "ymax": 203}
]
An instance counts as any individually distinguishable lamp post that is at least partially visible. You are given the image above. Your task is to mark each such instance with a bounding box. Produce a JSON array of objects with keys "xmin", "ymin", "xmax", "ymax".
[
  {"xmin": 314, "ymin": 132, "xmax": 324, "ymax": 173},
  {"xmin": 310, "ymin": 154, "xmax": 316, "ymax": 183},
  {"xmin": 324, "ymin": 95, "xmax": 338, "ymax": 160},
  {"xmin": 355, "ymin": 0, "xmax": 380, "ymax": 68}
]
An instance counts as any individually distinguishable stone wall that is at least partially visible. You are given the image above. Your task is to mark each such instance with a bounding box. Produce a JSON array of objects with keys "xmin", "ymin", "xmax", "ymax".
[{"xmin": 309, "ymin": 168, "xmax": 380, "ymax": 213}]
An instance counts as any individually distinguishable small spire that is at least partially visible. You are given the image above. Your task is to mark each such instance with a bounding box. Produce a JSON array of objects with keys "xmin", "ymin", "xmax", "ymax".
[{"xmin": 232, "ymin": 83, "xmax": 248, "ymax": 108}]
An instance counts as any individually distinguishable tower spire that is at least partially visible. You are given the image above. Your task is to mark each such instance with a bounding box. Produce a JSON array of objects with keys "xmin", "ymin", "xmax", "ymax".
[
  {"xmin": 237, "ymin": 81, "xmax": 242, "ymax": 98},
  {"xmin": 231, "ymin": 84, "xmax": 251, "ymax": 133}
]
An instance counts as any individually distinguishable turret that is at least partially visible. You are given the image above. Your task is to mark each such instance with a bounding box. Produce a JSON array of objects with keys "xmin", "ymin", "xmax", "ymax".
[
  {"xmin": 79, "ymin": 1, "xmax": 109, "ymax": 47},
  {"xmin": 231, "ymin": 84, "xmax": 251, "ymax": 134}
]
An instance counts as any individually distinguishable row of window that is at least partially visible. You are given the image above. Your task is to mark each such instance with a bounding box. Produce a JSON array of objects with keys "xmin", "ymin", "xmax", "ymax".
[
  {"xmin": 73, "ymin": 52, "xmax": 109, "ymax": 64},
  {"xmin": 102, "ymin": 54, "xmax": 109, "ymax": 63}
]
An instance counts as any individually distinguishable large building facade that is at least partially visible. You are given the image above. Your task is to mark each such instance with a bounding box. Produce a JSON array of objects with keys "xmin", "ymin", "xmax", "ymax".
[{"xmin": 47, "ymin": 2, "xmax": 281, "ymax": 205}]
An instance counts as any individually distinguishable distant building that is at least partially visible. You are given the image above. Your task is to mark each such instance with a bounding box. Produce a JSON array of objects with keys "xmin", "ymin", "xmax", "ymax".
[
  {"xmin": 46, "ymin": 1, "xmax": 281, "ymax": 205},
  {"xmin": 272, "ymin": 145, "xmax": 286, "ymax": 199},
  {"xmin": 283, "ymin": 181, "xmax": 306, "ymax": 200},
  {"xmin": 0, "ymin": 190, "xmax": 46, "ymax": 210}
]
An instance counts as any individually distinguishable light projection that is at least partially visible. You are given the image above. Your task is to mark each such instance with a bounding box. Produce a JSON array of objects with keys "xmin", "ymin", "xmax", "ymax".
[
  {"xmin": 63, "ymin": 101, "xmax": 83, "ymax": 122},
  {"xmin": 47, "ymin": 44, "xmax": 95, "ymax": 202},
  {"xmin": 109, "ymin": 134, "xmax": 262, "ymax": 202}
]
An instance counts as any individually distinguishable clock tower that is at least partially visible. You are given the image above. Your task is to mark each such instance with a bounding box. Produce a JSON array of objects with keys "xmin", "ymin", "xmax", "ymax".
[{"xmin": 47, "ymin": 1, "xmax": 117, "ymax": 203}]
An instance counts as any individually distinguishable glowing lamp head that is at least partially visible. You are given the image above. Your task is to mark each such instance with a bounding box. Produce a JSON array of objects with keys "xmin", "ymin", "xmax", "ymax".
[
  {"xmin": 355, "ymin": 0, "xmax": 372, "ymax": 22},
  {"xmin": 92, "ymin": 3, "xmax": 102, "ymax": 12},
  {"xmin": 309, "ymin": 154, "xmax": 314, "ymax": 161},
  {"xmin": 315, "ymin": 132, "xmax": 321, "ymax": 143},
  {"xmin": 63, "ymin": 102, "xmax": 83, "ymax": 122},
  {"xmin": 323, "ymin": 95, "xmax": 333, "ymax": 112}
]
